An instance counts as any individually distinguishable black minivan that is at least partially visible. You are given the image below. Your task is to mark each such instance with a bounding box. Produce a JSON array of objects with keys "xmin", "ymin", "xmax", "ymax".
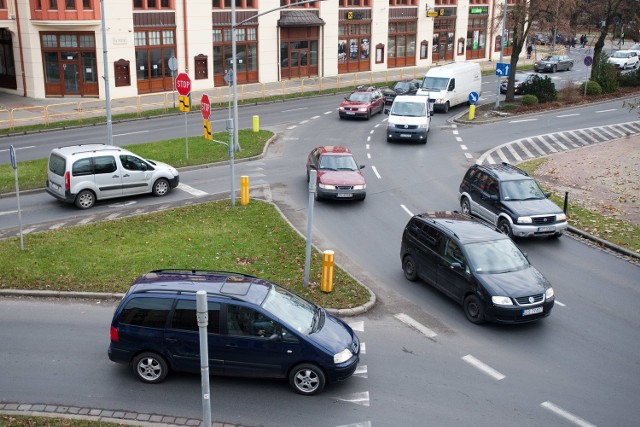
[
  {"xmin": 108, "ymin": 270, "xmax": 360, "ymax": 395},
  {"xmin": 400, "ymin": 212, "xmax": 555, "ymax": 324}
]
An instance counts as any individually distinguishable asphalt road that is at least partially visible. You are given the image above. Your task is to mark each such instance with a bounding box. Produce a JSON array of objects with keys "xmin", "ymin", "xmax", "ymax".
[{"xmin": 1, "ymin": 63, "xmax": 639, "ymax": 426}]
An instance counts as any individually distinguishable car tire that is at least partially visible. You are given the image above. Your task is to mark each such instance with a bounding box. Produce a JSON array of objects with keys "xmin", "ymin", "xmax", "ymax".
[
  {"xmin": 152, "ymin": 178, "xmax": 170, "ymax": 197},
  {"xmin": 314, "ymin": 191, "xmax": 322, "ymax": 202},
  {"xmin": 443, "ymin": 102, "xmax": 450, "ymax": 113},
  {"xmin": 289, "ymin": 363, "xmax": 326, "ymax": 395},
  {"xmin": 550, "ymin": 232, "xmax": 563, "ymax": 239},
  {"xmin": 464, "ymin": 294, "xmax": 486, "ymax": 324},
  {"xmin": 460, "ymin": 197, "xmax": 471, "ymax": 216},
  {"xmin": 402, "ymin": 255, "xmax": 418, "ymax": 282},
  {"xmin": 422, "ymin": 134, "xmax": 428, "ymax": 144},
  {"xmin": 74, "ymin": 190, "xmax": 96, "ymax": 210},
  {"xmin": 498, "ymin": 218, "xmax": 513, "ymax": 238},
  {"xmin": 568, "ymin": 62, "xmax": 574, "ymax": 71},
  {"xmin": 366, "ymin": 110, "xmax": 371, "ymax": 120},
  {"xmin": 132, "ymin": 352, "xmax": 169, "ymax": 384},
  {"xmin": 552, "ymin": 65, "xmax": 557, "ymax": 73}
]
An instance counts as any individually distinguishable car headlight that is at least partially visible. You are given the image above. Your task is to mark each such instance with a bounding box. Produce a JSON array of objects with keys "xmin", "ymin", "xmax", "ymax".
[
  {"xmin": 556, "ymin": 213, "xmax": 567, "ymax": 221},
  {"xmin": 358, "ymin": 107, "xmax": 368, "ymax": 112},
  {"xmin": 492, "ymin": 296, "xmax": 513, "ymax": 306},
  {"xmin": 516, "ymin": 216, "xmax": 533, "ymax": 224},
  {"xmin": 318, "ymin": 183, "xmax": 335, "ymax": 190},
  {"xmin": 545, "ymin": 287, "xmax": 555, "ymax": 299},
  {"xmin": 352, "ymin": 184, "xmax": 365, "ymax": 190},
  {"xmin": 334, "ymin": 348, "xmax": 353, "ymax": 364},
  {"xmin": 437, "ymin": 98, "xmax": 445, "ymax": 104}
]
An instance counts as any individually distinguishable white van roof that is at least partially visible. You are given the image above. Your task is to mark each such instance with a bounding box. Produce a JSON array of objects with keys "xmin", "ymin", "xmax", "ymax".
[
  {"xmin": 392, "ymin": 95, "xmax": 428, "ymax": 104},
  {"xmin": 426, "ymin": 61, "xmax": 480, "ymax": 77}
]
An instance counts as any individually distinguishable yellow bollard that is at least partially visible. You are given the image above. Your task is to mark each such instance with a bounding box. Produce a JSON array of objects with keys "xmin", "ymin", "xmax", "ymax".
[
  {"xmin": 240, "ymin": 175, "xmax": 249, "ymax": 205},
  {"xmin": 320, "ymin": 250, "xmax": 335, "ymax": 293},
  {"xmin": 252, "ymin": 115, "xmax": 259, "ymax": 132},
  {"xmin": 468, "ymin": 104, "xmax": 476, "ymax": 121}
]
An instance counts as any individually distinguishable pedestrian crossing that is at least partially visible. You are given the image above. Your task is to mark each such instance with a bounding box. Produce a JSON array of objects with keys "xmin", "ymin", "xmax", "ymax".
[{"xmin": 476, "ymin": 120, "xmax": 640, "ymax": 165}]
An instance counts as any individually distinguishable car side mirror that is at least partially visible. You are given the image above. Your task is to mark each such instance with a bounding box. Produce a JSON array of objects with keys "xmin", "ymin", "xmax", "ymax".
[
  {"xmin": 360, "ymin": 165, "xmax": 365, "ymax": 169},
  {"xmin": 429, "ymin": 110, "xmax": 434, "ymax": 117},
  {"xmin": 450, "ymin": 262, "xmax": 464, "ymax": 271},
  {"xmin": 309, "ymin": 165, "xmax": 317, "ymax": 170},
  {"xmin": 489, "ymin": 194, "xmax": 499, "ymax": 201},
  {"xmin": 544, "ymin": 191, "xmax": 551, "ymax": 198}
]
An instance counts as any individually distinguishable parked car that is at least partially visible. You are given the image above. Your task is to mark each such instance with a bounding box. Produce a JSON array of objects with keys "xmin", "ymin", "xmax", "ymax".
[
  {"xmin": 108, "ymin": 269, "xmax": 361, "ymax": 395},
  {"xmin": 46, "ymin": 144, "xmax": 179, "ymax": 209},
  {"xmin": 382, "ymin": 79, "xmax": 421, "ymax": 103},
  {"xmin": 306, "ymin": 146, "xmax": 366, "ymax": 201},
  {"xmin": 338, "ymin": 86, "xmax": 385, "ymax": 119},
  {"xmin": 500, "ymin": 72, "xmax": 536, "ymax": 94},
  {"xmin": 458, "ymin": 162, "xmax": 568, "ymax": 239},
  {"xmin": 400, "ymin": 211, "xmax": 555, "ymax": 324},
  {"xmin": 534, "ymin": 54, "xmax": 574, "ymax": 72},
  {"xmin": 628, "ymin": 43, "xmax": 640, "ymax": 55},
  {"xmin": 608, "ymin": 50, "xmax": 639, "ymax": 69}
]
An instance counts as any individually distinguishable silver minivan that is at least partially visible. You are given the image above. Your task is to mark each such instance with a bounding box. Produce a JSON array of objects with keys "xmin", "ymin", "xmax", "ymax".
[{"xmin": 46, "ymin": 144, "xmax": 179, "ymax": 209}]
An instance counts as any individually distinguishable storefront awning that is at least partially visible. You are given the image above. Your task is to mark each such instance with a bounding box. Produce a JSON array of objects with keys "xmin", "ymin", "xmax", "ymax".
[{"xmin": 278, "ymin": 11, "xmax": 325, "ymax": 27}]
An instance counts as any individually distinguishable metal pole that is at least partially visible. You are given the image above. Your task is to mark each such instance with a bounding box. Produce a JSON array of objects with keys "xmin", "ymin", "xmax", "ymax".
[
  {"xmin": 14, "ymin": 168, "xmax": 24, "ymax": 251},
  {"xmin": 100, "ymin": 0, "xmax": 113, "ymax": 145},
  {"xmin": 304, "ymin": 170, "xmax": 317, "ymax": 287},
  {"xmin": 196, "ymin": 291, "xmax": 212, "ymax": 427},
  {"xmin": 227, "ymin": 118, "xmax": 235, "ymax": 207},
  {"xmin": 232, "ymin": 0, "xmax": 240, "ymax": 153},
  {"xmin": 185, "ymin": 100, "xmax": 189, "ymax": 161},
  {"xmin": 495, "ymin": 0, "xmax": 507, "ymax": 109}
]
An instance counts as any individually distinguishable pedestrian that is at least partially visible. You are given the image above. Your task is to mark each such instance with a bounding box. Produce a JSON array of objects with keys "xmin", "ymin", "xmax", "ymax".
[
  {"xmin": 620, "ymin": 31, "xmax": 625, "ymax": 45},
  {"xmin": 580, "ymin": 34, "xmax": 587, "ymax": 48},
  {"xmin": 526, "ymin": 44, "xmax": 533, "ymax": 59}
]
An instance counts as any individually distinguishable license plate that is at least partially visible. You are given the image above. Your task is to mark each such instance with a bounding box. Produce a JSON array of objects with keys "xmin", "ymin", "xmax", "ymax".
[
  {"xmin": 346, "ymin": 112, "xmax": 355, "ymax": 115},
  {"xmin": 337, "ymin": 193, "xmax": 353, "ymax": 198},
  {"xmin": 537, "ymin": 226, "xmax": 555, "ymax": 232},
  {"xmin": 400, "ymin": 134, "xmax": 411, "ymax": 138},
  {"xmin": 51, "ymin": 182, "xmax": 60, "ymax": 190},
  {"xmin": 523, "ymin": 306, "xmax": 543, "ymax": 316}
]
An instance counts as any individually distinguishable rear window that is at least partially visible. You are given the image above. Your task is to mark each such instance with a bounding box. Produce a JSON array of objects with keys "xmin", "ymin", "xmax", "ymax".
[
  {"xmin": 49, "ymin": 153, "xmax": 66, "ymax": 177},
  {"xmin": 72, "ymin": 158, "xmax": 93, "ymax": 176},
  {"xmin": 94, "ymin": 156, "xmax": 117, "ymax": 174},
  {"xmin": 118, "ymin": 297, "xmax": 173, "ymax": 328}
]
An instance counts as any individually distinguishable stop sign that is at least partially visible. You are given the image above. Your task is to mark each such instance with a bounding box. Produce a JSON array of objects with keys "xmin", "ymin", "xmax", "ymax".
[
  {"xmin": 175, "ymin": 72, "xmax": 191, "ymax": 96},
  {"xmin": 201, "ymin": 94, "xmax": 211, "ymax": 120}
]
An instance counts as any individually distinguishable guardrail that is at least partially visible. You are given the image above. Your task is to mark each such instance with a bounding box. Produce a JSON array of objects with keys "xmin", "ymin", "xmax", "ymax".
[{"xmin": 0, "ymin": 56, "xmax": 542, "ymax": 132}]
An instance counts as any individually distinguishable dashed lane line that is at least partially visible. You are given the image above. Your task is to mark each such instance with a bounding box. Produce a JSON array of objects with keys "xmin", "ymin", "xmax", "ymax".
[
  {"xmin": 541, "ymin": 401, "xmax": 597, "ymax": 427},
  {"xmin": 462, "ymin": 354, "xmax": 505, "ymax": 381},
  {"xmin": 394, "ymin": 313, "xmax": 437, "ymax": 338}
]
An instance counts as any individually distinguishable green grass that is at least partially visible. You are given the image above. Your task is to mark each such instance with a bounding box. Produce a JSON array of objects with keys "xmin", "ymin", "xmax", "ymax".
[
  {"xmin": 518, "ymin": 158, "xmax": 640, "ymax": 253},
  {"xmin": 0, "ymin": 200, "xmax": 370, "ymax": 309},
  {"xmin": 0, "ymin": 129, "xmax": 272, "ymax": 193},
  {"xmin": 0, "ymin": 414, "xmax": 125, "ymax": 426}
]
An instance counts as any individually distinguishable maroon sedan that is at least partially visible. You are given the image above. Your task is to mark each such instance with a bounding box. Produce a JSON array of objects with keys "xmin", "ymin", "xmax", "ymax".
[
  {"xmin": 338, "ymin": 87, "xmax": 385, "ymax": 120},
  {"xmin": 306, "ymin": 146, "xmax": 366, "ymax": 201}
]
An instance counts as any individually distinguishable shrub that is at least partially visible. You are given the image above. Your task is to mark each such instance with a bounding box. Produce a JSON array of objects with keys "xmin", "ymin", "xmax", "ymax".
[
  {"xmin": 618, "ymin": 68, "xmax": 640, "ymax": 87},
  {"xmin": 579, "ymin": 80, "xmax": 603, "ymax": 96},
  {"xmin": 522, "ymin": 94, "xmax": 539, "ymax": 105},
  {"xmin": 558, "ymin": 85, "xmax": 581, "ymax": 102},
  {"xmin": 591, "ymin": 52, "xmax": 619, "ymax": 93},
  {"xmin": 499, "ymin": 103, "xmax": 518, "ymax": 112},
  {"xmin": 520, "ymin": 75, "xmax": 557, "ymax": 103}
]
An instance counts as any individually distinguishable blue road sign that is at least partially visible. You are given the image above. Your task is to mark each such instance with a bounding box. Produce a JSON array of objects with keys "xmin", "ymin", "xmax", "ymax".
[
  {"xmin": 9, "ymin": 144, "xmax": 17, "ymax": 170},
  {"xmin": 584, "ymin": 56, "xmax": 593, "ymax": 67},
  {"xmin": 496, "ymin": 62, "xmax": 510, "ymax": 76},
  {"xmin": 468, "ymin": 91, "xmax": 479, "ymax": 104}
]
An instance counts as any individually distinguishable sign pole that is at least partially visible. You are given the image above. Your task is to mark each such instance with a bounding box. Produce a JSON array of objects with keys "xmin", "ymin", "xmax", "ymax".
[{"xmin": 10, "ymin": 145, "xmax": 24, "ymax": 251}]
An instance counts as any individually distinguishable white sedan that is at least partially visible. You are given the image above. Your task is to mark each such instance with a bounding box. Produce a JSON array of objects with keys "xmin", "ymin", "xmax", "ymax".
[{"xmin": 608, "ymin": 50, "xmax": 639, "ymax": 69}]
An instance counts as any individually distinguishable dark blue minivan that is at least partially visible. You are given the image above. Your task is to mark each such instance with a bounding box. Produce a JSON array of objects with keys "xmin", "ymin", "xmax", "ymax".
[{"xmin": 108, "ymin": 270, "xmax": 360, "ymax": 395}]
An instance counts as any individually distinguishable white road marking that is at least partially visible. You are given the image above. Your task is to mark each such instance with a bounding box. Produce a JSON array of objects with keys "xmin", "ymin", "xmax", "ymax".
[
  {"xmin": 367, "ymin": 136, "xmax": 371, "ymax": 142},
  {"xmin": 557, "ymin": 113, "xmax": 580, "ymax": 118},
  {"xmin": 282, "ymin": 107, "xmax": 307, "ymax": 112},
  {"xmin": 0, "ymin": 209, "xmax": 19, "ymax": 216},
  {"xmin": 360, "ymin": 342, "xmax": 366, "ymax": 354},
  {"xmin": 452, "ymin": 130, "xmax": 459, "ymax": 135},
  {"xmin": 555, "ymin": 300, "xmax": 566, "ymax": 307},
  {"xmin": 114, "ymin": 130, "xmax": 148, "ymax": 137},
  {"xmin": 375, "ymin": 123, "xmax": 381, "ymax": 128},
  {"xmin": 335, "ymin": 391, "xmax": 370, "ymax": 407},
  {"xmin": 464, "ymin": 152, "xmax": 473, "ymax": 159},
  {"xmin": 311, "ymin": 115, "xmax": 320, "ymax": 119},
  {"xmin": 365, "ymin": 144, "xmax": 370, "ymax": 150},
  {"xmin": 0, "ymin": 145, "xmax": 35, "ymax": 153},
  {"xmin": 324, "ymin": 111, "xmax": 332, "ymax": 115},
  {"xmin": 460, "ymin": 144, "xmax": 468, "ymax": 150},
  {"xmin": 394, "ymin": 313, "xmax": 437, "ymax": 338},
  {"xmin": 178, "ymin": 183, "xmax": 208, "ymax": 197},
  {"xmin": 49, "ymin": 222, "xmax": 67, "ymax": 230},
  {"xmin": 348, "ymin": 320, "xmax": 364, "ymax": 332},
  {"xmin": 400, "ymin": 204, "xmax": 413, "ymax": 216},
  {"xmin": 367, "ymin": 153, "xmax": 371, "ymax": 159},
  {"xmin": 371, "ymin": 165, "xmax": 381, "ymax": 179},
  {"xmin": 22, "ymin": 227, "xmax": 37, "ymax": 235},
  {"xmin": 456, "ymin": 136, "xmax": 463, "ymax": 142},
  {"xmin": 354, "ymin": 365, "xmax": 368, "ymax": 378},
  {"xmin": 541, "ymin": 401, "xmax": 597, "ymax": 427},
  {"xmin": 369, "ymin": 130, "xmax": 374, "ymax": 134},
  {"xmin": 462, "ymin": 354, "xmax": 505, "ymax": 380},
  {"xmin": 78, "ymin": 217, "xmax": 95, "ymax": 225},
  {"xmin": 105, "ymin": 213, "xmax": 121, "ymax": 220},
  {"xmin": 299, "ymin": 120, "xmax": 309, "ymax": 124},
  {"xmin": 595, "ymin": 108, "xmax": 616, "ymax": 113},
  {"xmin": 510, "ymin": 118, "xmax": 538, "ymax": 123},
  {"xmin": 336, "ymin": 421, "xmax": 371, "ymax": 427},
  {"xmin": 286, "ymin": 125, "xmax": 297, "ymax": 130}
]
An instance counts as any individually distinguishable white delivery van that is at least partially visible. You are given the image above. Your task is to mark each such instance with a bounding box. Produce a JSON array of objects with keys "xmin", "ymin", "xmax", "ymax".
[
  {"xmin": 416, "ymin": 62, "xmax": 482, "ymax": 113},
  {"xmin": 384, "ymin": 95, "xmax": 433, "ymax": 143}
]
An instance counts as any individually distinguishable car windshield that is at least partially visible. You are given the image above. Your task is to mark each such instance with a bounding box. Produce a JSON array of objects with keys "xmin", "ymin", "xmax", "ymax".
[
  {"xmin": 390, "ymin": 101, "xmax": 426, "ymax": 117},
  {"xmin": 542, "ymin": 55, "xmax": 557, "ymax": 61},
  {"xmin": 319, "ymin": 155, "xmax": 358, "ymax": 171},
  {"xmin": 464, "ymin": 239, "xmax": 529, "ymax": 274},
  {"xmin": 347, "ymin": 92, "xmax": 372, "ymax": 102},
  {"xmin": 261, "ymin": 285, "xmax": 316, "ymax": 334},
  {"xmin": 422, "ymin": 76, "xmax": 448, "ymax": 90},
  {"xmin": 501, "ymin": 178, "xmax": 546, "ymax": 201},
  {"xmin": 394, "ymin": 82, "xmax": 411, "ymax": 91},
  {"xmin": 612, "ymin": 51, "xmax": 629, "ymax": 58}
]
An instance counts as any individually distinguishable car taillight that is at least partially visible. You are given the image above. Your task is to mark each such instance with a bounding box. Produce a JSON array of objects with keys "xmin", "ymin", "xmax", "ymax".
[
  {"xmin": 110, "ymin": 326, "xmax": 119, "ymax": 342},
  {"xmin": 64, "ymin": 171, "xmax": 70, "ymax": 190}
]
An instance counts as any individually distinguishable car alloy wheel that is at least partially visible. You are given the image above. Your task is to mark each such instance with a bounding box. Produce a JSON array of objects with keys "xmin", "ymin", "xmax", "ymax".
[
  {"xmin": 152, "ymin": 178, "xmax": 170, "ymax": 196},
  {"xmin": 132, "ymin": 352, "xmax": 168, "ymax": 384},
  {"xmin": 498, "ymin": 218, "xmax": 513, "ymax": 238},
  {"xmin": 460, "ymin": 197, "xmax": 471, "ymax": 215},
  {"xmin": 289, "ymin": 363, "xmax": 326, "ymax": 395},
  {"xmin": 75, "ymin": 190, "xmax": 96, "ymax": 209}
]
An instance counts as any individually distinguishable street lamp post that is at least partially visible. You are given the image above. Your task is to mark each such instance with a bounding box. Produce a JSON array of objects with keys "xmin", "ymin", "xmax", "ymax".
[
  {"xmin": 99, "ymin": 0, "xmax": 113, "ymax": 145},
  {"xmin": 495, "ymin": 0, "xmax": 508, "ymax": 108}
]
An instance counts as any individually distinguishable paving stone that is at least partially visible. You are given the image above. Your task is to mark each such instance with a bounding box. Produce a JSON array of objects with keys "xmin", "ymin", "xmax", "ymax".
[
  {"xmin": 124, "ymin": 411, "xmax": 138, "ymax": 419},
  {"xmin": 44, "ymin": 405, "xmax": 57, "ymax": 412},
  {"xmin": 112, "ymin": 411, "xmax": 125, "ymax": 418},
  {"xmin": 31, "ymin": 405, "xmax": 46, "ymax": 411},
  {"xmin": 89, "ymin": 409, "xmax": 102, "ymax": 416},
  {"xmin": 17, "ymin": 404, "xmax": 32, "ymax": 411},
  {"xmin": 136, "ymin": 413, "xmax": 151, "ymax": 421}
]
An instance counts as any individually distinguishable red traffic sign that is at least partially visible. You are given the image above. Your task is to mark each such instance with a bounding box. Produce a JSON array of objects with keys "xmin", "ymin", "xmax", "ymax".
[
  {"xmin": 201, "ymin": 94, "xmax": 211, "ymax": 120},
  {"xmin": 175, "ymin": 72, "xmax": 191, "ymax": 96}
]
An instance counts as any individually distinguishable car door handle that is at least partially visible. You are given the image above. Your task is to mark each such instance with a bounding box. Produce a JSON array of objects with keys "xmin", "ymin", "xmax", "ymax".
[
  {"xmin": 112, "ymin": 175, "xmax": 120, "ymax": 178},
  {"xmin": 123, "ymin": 174, "xmax": 130, "ymax": 177},
  {"xmin": 225, "ymin": 344, "xmax": 239, "ymax": 348}
]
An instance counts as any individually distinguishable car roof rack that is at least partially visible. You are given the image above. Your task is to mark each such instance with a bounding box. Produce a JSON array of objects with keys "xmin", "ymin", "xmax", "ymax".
[{"xmin": 150, "ymin": 269, "xmax": 259, "ymax": 280}]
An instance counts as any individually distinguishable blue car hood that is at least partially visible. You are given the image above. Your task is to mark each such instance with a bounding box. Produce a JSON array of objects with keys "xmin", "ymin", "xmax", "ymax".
[
  {"xmin": 310, "ymin": 310, "xmax": 357, "ymax": 355},
  {"xmin": 477, "ymin": 266, "xmax": 550, "ymax": 297}
]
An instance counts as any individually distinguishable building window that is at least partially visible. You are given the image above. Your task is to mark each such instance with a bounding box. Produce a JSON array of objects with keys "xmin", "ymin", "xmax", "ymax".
[
  {"xmin": 49, "ymin": 0, "xmax": 58, "ymax": 9},
  {"xmin": 212, "ymin": 0, "xmax": 255, "ymax": 8},
  {"xmin": 212, "ymin": 26, "xmax": 258, "ymax": 85},
  {"xmin": 433, "ymin": 7, "xmax": 456, "ymax": 61},
  {"xmin": 65, "ymin": 0, "xmax": 75, "ymax": 9},
  {"xmin": 388, "ymin": 0, "xmax": 418, "ymax": 5},
  {"xmin": 466, "ymin": 13, "xmax": 487, "ymax": 59},
  {"xmin": 339, "ymin": 0, "xmax": 370, "ymax": 5},
  {"xmin": 338, "ymin": 23, "xmax": 370, "ymax": 72},
  {"xmin": 387, "ymin": 20, "xmax": 416, "ymax": 68},
  {"xmin": 133, "ymin": 0, "xmax": 172, "ymax": 10},
  {"xmin": 134, "ymin": 29, "xmax": 175, "ymax": 81},
  {"xmin": 279, "ymin": 0, "xmax": 317, "ymax": 7},
  {"xmin": 420, "ymin": 40, "xmax": 428, "ymax": 59}
]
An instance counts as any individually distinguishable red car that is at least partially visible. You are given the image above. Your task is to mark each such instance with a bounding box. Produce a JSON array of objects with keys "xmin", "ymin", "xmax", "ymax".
[
  {"xmin": 338, "ymin": 87, "xmax": 385, "ymax": 120},
  {"xmin": 306, "ymin": 146, "xmax": 366, "ymax": 201}
]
